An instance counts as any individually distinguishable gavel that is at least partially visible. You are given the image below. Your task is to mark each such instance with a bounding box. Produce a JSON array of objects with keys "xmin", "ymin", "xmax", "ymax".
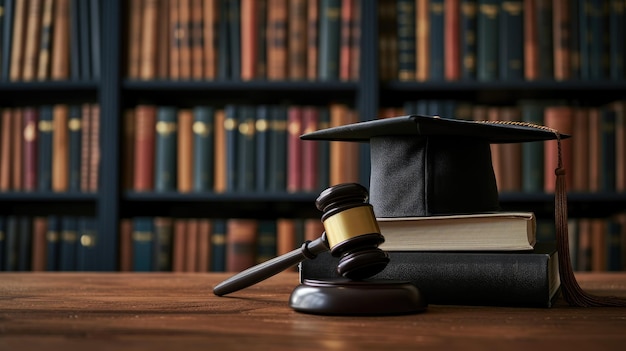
[{"xmin": 213, "ymin": 183, "xmax": 390, "ymax": 296}]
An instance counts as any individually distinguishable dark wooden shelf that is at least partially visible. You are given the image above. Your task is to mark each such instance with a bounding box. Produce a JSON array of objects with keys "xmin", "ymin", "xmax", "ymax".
[
  {"xmin": 0, "ymin": 81, "xmax": 99, "ymax": 104},
  {"xmin": 0, "ymin": 192, "xmax": 98, "ymax": 216},
  {"xmin": 381, "ymin": 80, "xmax": 626, "ymax": 106}
]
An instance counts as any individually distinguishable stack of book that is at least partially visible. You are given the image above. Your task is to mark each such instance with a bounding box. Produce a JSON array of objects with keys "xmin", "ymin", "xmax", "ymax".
[{"xmin": 300, "ymin": 211, "xmax": 561, "ymax": 307}]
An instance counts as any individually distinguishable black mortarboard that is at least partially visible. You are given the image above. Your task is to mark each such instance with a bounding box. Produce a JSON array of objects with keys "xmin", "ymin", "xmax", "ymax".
[{"xmin": 301, "ymin": 115, "xmax": 565, "ymax": 218}]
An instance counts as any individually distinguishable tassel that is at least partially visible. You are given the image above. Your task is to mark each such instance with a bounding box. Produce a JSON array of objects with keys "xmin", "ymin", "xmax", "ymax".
[{"xmin": 553, "ymin": 135, "xmax": 626, "ymax": 307}]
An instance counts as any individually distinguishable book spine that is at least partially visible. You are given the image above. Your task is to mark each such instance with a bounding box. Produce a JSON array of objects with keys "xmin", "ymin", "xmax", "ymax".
[
  {"xmin": 240, "ymin": 0, "xmax": 258, "ymax": 80},
  {"xmin": 190, "ymin": 0, "xmax": 204, "ymax": 79},
  {"xmin": 396, "ymin": 0, "xmax": 416, "ymax": 81},
  {"xmin": 236, "ymin": 105, "xmax": 256, "ymax": 192},
  {"xmin": 520, "ymin": 101, "xmax": 544, "ymax": 193},
  {"xmin": 224, "ymin": 105, "xmax": 238, "ymax": 191},
  {"xmin": 256, "ymin": 220, "xmax": 276, "ymax": 264},
  {"xmin": 192, "ymin": 106, "xmax": 215, "ymax": 192},
  {"xmin": 227, "ymin": 0, "xmax": 241, "ymax": 80},
  {"xmin": 132, "ymin": 217, "xmax": 155, "ymax": 272},
  {"xmin": 4, "ymin": 216, "xmax": 18, "ymax": 270},
  {"xmin": 428, "ymin": 0, "xmax": 445, "ymax": 80},
  {"xmin": 444, "ymin": 0, "xmax": 460, "ymax": 80},
  {"xmin": 52, "ymin": 105, "xmax": 68, "ymax": 192},
  {"xmin": 170, "ymin": 0, "xmax": 181, "ymax": 79},
  {"xmin": 59, "ymin": 216, "xmax": 78, "ymax": 271},
  {"xmin": 290, "ymin": 0, "xmax": 308, "ymax": 80},
  {"xmin": 31, "ymin": 216, "xmax": 47, "ymax": 271},
  {"xmin": 79, "ymin": 104, "xmax": 91, "ymax": 192},
  {"xmin": 338, "ymin": 0, "xmax": 353, "ymax": 81},
  {"xmin": 37, "ymin": 106, "xmax": 53, "ymax": 191},
  {"xmin": 307, "ymin": 0, "xmax": 319, "ymax": 80},
  {"xmin": 286, "ymin": 106, "xmax": 303, "ymax": 193},
  {"xmin": 67, "ymin": 105, "xmax": 82, "ymax": 192},
  {"xmin": 45, "ymin": 215, "xmax": 60, "ymax": 271},
  {"xmin": 88, "ymin": 105, "xmax": 99, "ymax": 192},
  {"xmin": 499, "ymin": 0, "xmax": 523, "ymax": 80},
  {"xmin": 1, "ymin": 0, "xmax": 15, "ymax": 80},
  {"xmin": 196, "ymin": 218, "xmax": 211, "ymax": 271},
  {"xmin": 316, "ymin": 106, "xmax": 330, "ymax": 191},
  {"xmin": 552, "ymin": 0, "xmax": 571, "ymax": 81},
  {"xmin": 89, "ymin": 0, "xmax": 101, "ymax": 79},
  {"xmin": 78, "ymin": 0, "xmax": 92, "ymax": 80},
  {"xmin": 76, "ymin": 217, "xmax": 98, "ymax": 271},
  {"xmin": 318, "ymin": 0, "xmax": 341, "ymax": 80},
  {"xmin": 22, "ymin": 0, "xmax": 42, "ymax": 81},
  {"xmin": 68, "ymin": 0, "xmax": 80, "ymax": 80},
  {"xmin": 599, "ymin": 106, "xmax": 616, "ymax": 192},
  {"xmin": 171, "ymin": 218, "xmax": 187, "ymax": 272},
  {"xmin": 133, "ymin": 105, "xmax": 156, "ymax": 191},
  {"xmin": 8, "ymin": 0, "xmax": 26, "ymax": 81},
  {"xmin": 22, "ymin": 107, "xmax": 38, "ymax": 191},
  {"xmin": 17, "ymin": 216, "xmax": 32, "ymax": 271},
  {"xmin": 266, "ymin": 0, "xmax": 288, "ymax": 80},
  {"xmin": 255, "ymin": 105, "xmax": 270, "ymax": 192},
  {"xmin": 608, "ymin": 0, "xmax": 624, "ymax": 80},
  {"xmin": 476, "ymin": 0, "xmax": 498, "ymax": 81},
  {"xmin": 268, "ymin": 105, "xmax": 287, "ymax": 192},
  {"xmin": 588, "ymin": 0, "xmax": 608, "ymax": 80},
  {"xmin": 226, "ymin": 219, "xmax": 258, "ymax": 272},
  {"xmin": 50, "ymin": 0, "xmax": 69, "ymax": 79},
  {"xmin": 140, "ymin": 0, "xmax": 159, "ymax": 80},
  {"xmin": 203, "ymin": 0, "xmax": 218, "ymax": 79},
  {"xmin": 572, "ymin": 107, "xmax": 590, "ymax": 192},
  {"xmin": 301, "ymin": 106, "xmax": 319, "ymax": 192},
  {"xmin": 0, "ymin": 109, "xmax": 12, "ymax": 190},
  {"xmin": 154, "ymin": 106, "xmax": 178, "ymax": 192},
  {"xmin": 184, "ymin": 218, "xmax": 198, "ymax": 271},
  {"xmin": 255, "ymin": 0, "xmax": 268, "ymax": 79},
  {"xmin": 153, "ymin": 217, "xmax": 173, "ymax": 271},
  {"xmin": 177, "ymin": 108, "xmax": 193, "ymax": 193},
  {"xmin": 156, "ymin": 0, "xmax": 170, "ymax": 79},
  {"xmin": 211, "ymin": 219, "xmax": 226, "ymax": 271},
  {"xmin": 178, "ymin": 0, "xmax": 192, "ymax": 80},
  {"xmin": 536, "ymin": 0, "xmax": 553, "ymax": 79}
]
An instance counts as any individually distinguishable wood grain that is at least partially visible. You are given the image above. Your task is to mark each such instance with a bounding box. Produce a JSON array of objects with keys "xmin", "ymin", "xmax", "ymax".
[{"xmin": 0, "ymin": 272, "xmax": 625, "ymax": 350}]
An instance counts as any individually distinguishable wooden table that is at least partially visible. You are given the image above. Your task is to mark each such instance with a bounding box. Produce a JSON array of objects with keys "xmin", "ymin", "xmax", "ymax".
[{"xmin": 1, "ymin": 272, "xmax": 626, "ymax": 350}]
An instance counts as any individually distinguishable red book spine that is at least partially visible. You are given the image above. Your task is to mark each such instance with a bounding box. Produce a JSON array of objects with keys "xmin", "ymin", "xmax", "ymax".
[
  {"xmin": 22, "ymin": 107, "xmax": 39, "ymax": 191},
  {"xmin": 543, "ymin": 106, "xmax": 574, "ymax": 192},
  {"xmin": 133, "ymin": 105, "xmax": 156, "ymax": 191},
  {"xmin": 287, "ymin": 106, "xmax": 303, "ymax": 193},
  {"xmin": 444, "ymin": 0, "xmax": 460, "ymax": 80}
]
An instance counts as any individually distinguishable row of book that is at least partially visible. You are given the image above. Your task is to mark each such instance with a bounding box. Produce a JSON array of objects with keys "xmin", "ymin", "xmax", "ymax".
[
  {"xmin": 386, "ymin": 98, "xmax": 626, "ymax": 194},
  {"xmin": 127, "ymin": 0, "xmax": 361, "ymax": 81},
  {"xmin": 381, "ymin": 0, "xmax": 626, "ymax": 82},
  {"xmin": 119, "ymin": 216, "xmax": 324, "ymax": 272},
  {"xmin": 124, "ymin": 103, "xmax": 359, "ymax": 194},
  {"xmin": 115, "ymin": 214, "xmax": 626, "ymax": 275},
  {"xmin": 0, "ymin": 0, "xmax": 101, "ymax": 82},
  {"xmin": 0, "ymin": 104, "xmax": 100, "ymax": 193},
  {"xmin": 0, "ymin": 215, "xmax": 98, "ymax": 271}
]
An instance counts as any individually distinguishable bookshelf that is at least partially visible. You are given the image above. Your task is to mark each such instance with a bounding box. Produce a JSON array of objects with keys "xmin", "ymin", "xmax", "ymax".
[{"xmin": 1, "ymin": 0, "xmax": 626, "ymax": 272}]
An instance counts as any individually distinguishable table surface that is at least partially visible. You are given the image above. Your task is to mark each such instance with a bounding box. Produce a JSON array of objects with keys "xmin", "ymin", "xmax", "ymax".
[{"xmin": 1, "ymin": 272, "xmax": 626, "ymax": 351}]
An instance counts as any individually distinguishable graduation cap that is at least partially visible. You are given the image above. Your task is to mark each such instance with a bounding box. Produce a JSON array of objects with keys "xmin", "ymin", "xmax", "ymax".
[{"xmin": 301, "ymin": 114, "xmax": 626, "ymax": 308}]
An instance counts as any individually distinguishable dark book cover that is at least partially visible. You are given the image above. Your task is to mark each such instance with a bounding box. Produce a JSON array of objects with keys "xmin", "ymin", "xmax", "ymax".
[
  {"xmin": 224, "ymin": 104, "xmax": 238, "ymax": 191},
  {"xmin": 192, "ymin": 106, "xmax": 215, "ymax": 192},
  {"xmin": 17, "ymin": 216, "xmax": 32, "ymax": 271},
  {"xmin": 217, "ymin": 0, "xmax": 231, "ymax": 79},
  {"xmin": 520, "ymin": 101, "xmax": 545, "ymax": 193},
  {"xmin": 1, "ymin": 0, "xmax": 14, "ymax": 81},
  {"xmin": 536, "ymin": 0, "xmax": 553, "ymax": 79},
  {"xmin": 316, "ymin": 106, "xmax": 330, "ymax": 191},
  {"xmin": 4, "ymin": 216, "xmax": 18, "ymax": 271},
  {"xmin": 301, "ymin": 242, "xmax": 560, "ymax": 307},
  {"xmin": 0, "ymin": 216, "xmax": 5, "ymax": 271},
  {"xmin": 318, "ymin": 0, "xmax": 341, "ymax": 80},
  {"xmin": 255, "ymin": 0, "xmax": 267, "ymax": 79},
  {"xmin": 78, "ymin": 0, "xmax": 91, "ymax": 80},
  {"xmin": 154, "ymin": 106, "xmax": 178, "ymax": 192},
  {"xmin": 132, "ymin": 217, "xmax": 155, "ymax": 272},
  {"xmin": 228, "ymin": 0, "xmax": 241, "ymax": 80},
  {"xmin": 568, "ymin": 0, "xmax": 580, "ymax": 80},
  {"xmin": 608, "ymin": 0, "xmax": 624, "ymax": 80},
  {"xmin": 45, "ymin": 215, "xmax": 60, "ymax": 271},
  {"xmin": 76, "ymin": 217, "xmax": 98, "ymax": 271},
  {"xmin": 255, "ymin": 105, "xmax": 270, "ymax": 192},
  {"xmin": 69, "ymin": 0, "xmax": 81, "ymax": 80},
  {"xmin": 226, "ymin": 219, "xmax": 258, "ymax": 272},
  {"xmin": 301, "ymin": 106, "xmax": 319, "ymax": 192},
  {"xmin": 59, "ymin": 216, "xmax": 78, "ymax": 271},
  {"xmin": 429, "ymin": 0, "xmax": 445, "ymax": 80},
  {"xmin": 460, "ymin": 0, "xmax": 477, "ymax": 80},
  {"xmin": 256, "ymin": 220, "xmax": 277, "ymax": 264},
  {"xmin": 600, "ymin": 106, "xmax": 616, "ymax": 191},
  {"xmin": 153, "ymin": 217, "xmax": 173, "ymax": 271},
  {"xmin": 396, "ymin": 0, "xmax": 416, "ymax": 80},
  {"xmin": 588, "ymin": 0, "xmax": 608, "ymax": 80},
  {"xmin": 578, "ymin": 0, "xmax": 590, "ymax": 79},
  {"xmin": 89, "ymin": 0, "xmax": 101, "ymax": 80},
  {"xmin": 498, "ymin": 0, "xmax": 523, "ymax": 80},
  {"xmin": 237, "ymin": 105, "xmax": 256, "ymax": 192},
  {"xmin": 268, "ymin": 105, "xmax": 287, "ymax": 192},
  {"xmin": 211, "ymin": 219, "xmax": 227, "ymax": 272},
  {"xmin": 68, "ymin": 105, "xmax": 82, "ymax": 192},
  {"xmin": 37, "ymin": 105, "xmax": 53, "ymax": 191},
  {"xmin": 286, "ymin": 106, "xmax": 303, "ymax": 192},
  {"xmin": 476, "ymin": 0, "xmax": 499, "ymax": 81}
]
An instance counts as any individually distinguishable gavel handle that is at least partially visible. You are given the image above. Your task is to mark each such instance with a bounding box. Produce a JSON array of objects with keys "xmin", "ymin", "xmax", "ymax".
[{"xmin": 213, "ymin": 236, "xmax": 329, "ymax": 296}]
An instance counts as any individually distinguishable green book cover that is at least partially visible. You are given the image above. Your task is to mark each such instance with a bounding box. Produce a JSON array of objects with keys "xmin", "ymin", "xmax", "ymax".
[
  {"xmin": 237, "ymin": 105, "xmax": 256, "ymax": 192},
  {"xmin": 318, "ymin": 0, "xmax": 341, "ymax": 80},
  {"xmin": 429, "ymin": 0, "xmax": 445, "ymax": 80},
  {"xmin": 68, "ymin": 105, "xmax": 82, "ymax": 192},
  {"xmin": 268, "ymin": 105, "xmax": 287, "ymax": 192},
  {"xmin": 498, "ymin": 0, "xmax": 523, "ymax": 80},
  {"xmin": 154, "ymin": 106, "xmax": 178, "ymax": 192},
  {"xmin": 477, "ymin": 0, "xmax": 499, "ymax": 81},
  {"xmin": 192, "ymin": 106, "xmax": 215, "ymax": 192}
]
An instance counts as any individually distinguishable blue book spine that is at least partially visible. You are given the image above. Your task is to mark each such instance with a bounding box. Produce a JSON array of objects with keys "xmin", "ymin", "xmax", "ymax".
[
  {"xmin": 429, "ymin": 0, "xmax": 445, "ymax": 80},
  {"xmin": 0, "ymin": 217, "xmax": 5, "ymax": 271},
  {"xmin": 224, "ymin": 105, "xmax": 239, "ymax": 192},
  {"xmin": 154, "ymin": 106, "xmax": 178, "ymax": 192},
  {"xmin": 132, "ymin": 217, "xmax": 155, "ymax": 272},
  {"xmin": 46, "ymin": 215, "xmax": 60, "ymax": 271},
  {"xmin": 38, "ymin": 106, "xmax": 54, "ymax": 191},
  {"xmin": 609, "ymin": 0, "xmax": 624, "ymax": 80},
  {"xmin": 192, "ymin": 106, "xmax": 215, "ymax": 192},
  {"xmin": 68, "ymin": 105, "xmax": 82, "ymax": 192},
  {"xmin": 498, "ymin": 0, "xmax": 523, "ymax": 80},
  {"xmin": 255, "ymin": 105, "xmax": 270, "ymax": 192},
  {"xmin": 237, "ymin": 105, "xmax": 256, "ymax": 192},
  {"xmin": 17, "ymin": 216, "xmax": 32, "ymax": 271},
  {"xmin": 211, "ymin": 219, "xmax": 227, "ymax": 272},
  {"xmin": 588, "ymin": 0, "xmax": 607, "ymax": 80},
  {"xmin": 4, "ymin": 216, "xmax": 18, "ymax": 271},
  {"xmin": 75, "ymin": 217, "xmax": 97, "ymax": 271},
  {"xmin": 318, "ymin": 0, "xmax": 342, "ymax": 80},
  {"xmin": 460, "ymin": 0, "xmax": 478, "ymax": 80},
  {"xmin": 256, "ymin": 220, "xmax": 277, "ymax": 264},
  {"xmin": 579, "ymin": 0, "xmax": 591, "ymax": 79},
  {"xmin": 59, "ymin": 217, "xmax": 78, "ymax": 271},
  {"xmin": 228, "ymin": 0, "xmax": 241, "ymax": 79},
  {"xmin": 396, "ymin": 0, "xmax": 416, "ymax": 80},
  {"xmin": 1, "ymin": 0, "xmax": 14, "ymax": 81}
]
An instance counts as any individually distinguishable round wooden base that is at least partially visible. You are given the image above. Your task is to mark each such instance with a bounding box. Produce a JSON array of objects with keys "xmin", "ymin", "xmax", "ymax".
[{"xmin": 289, "ymin": 279, "xmax": 427, "ymax": 315}]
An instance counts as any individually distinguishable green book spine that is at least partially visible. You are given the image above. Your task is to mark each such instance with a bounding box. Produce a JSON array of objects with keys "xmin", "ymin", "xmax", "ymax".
[
  {"xmin": 396, "ymin": 0, "xmax": 416, "ymax": 80},
  {"xmin": 37, "ymin": 109, "xmax": 53, "ymax": 191},
  {"xmin": 154, "ymin": 106, "xmax": 178, "ymax": 192},
  {"xmin": 224, "ymin": 105, "xmax": 239, "ymax": 192},
  {"xmin": 460, "ymin": 0, "xmax": 478, "ymax": 80},
  {"xmin": 318, "ymin": 0, "xmax": 341, "ymax": 80},
  {"xmin": 68, "ymin": 105, "xmax": 82, "ymax": 192},
  {"xmin": 132, "ymin": 217, "xmax": 155, "ymax": 272},
  {"xmin": 498, "ymin": 0, "xmax": 523, "ymax": 80},
  {"xmin": 521, "ymin": 101, "xmax": 545, "ymax": 193},
  {"xmin": 192, "ymin": 106, "xmax": 215, "ymax": 192},
  {"xmin": 59, "ymin": 216, "xmax": 78, "ymax": 271},
  {"xmin": 89, "ymin": 0, "xmax": 101, "ymax": 79},
  {"xmin": 228, "ymin": 0, "xmax": 241, "ymax": 79},
  {"xmin": 237, "ymin": 105, "xmax": 256, "ymax": 192},
  {"xmin": 255, "ymin": 105, "xmax": 270, "ymax": 192},
  {"xmin": 476, "ymin": 0, "xmax": 499, "ymax": 81},
  {"xmin": 211, "ymin": 219, "xmax": 227, "ymax": 272},
  {"xmin": 429, "ymin": 0, "xmax": 445, "ymax": 80},
  {"xmin": 268, "ymin": 105, "xmax": 287, "ymax": 192}
]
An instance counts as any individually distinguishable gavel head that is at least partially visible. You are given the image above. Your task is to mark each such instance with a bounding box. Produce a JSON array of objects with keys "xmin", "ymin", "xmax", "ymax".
[{"xmin": 316, "ymin": 183, "xmax": 390, "ymax": 280}]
